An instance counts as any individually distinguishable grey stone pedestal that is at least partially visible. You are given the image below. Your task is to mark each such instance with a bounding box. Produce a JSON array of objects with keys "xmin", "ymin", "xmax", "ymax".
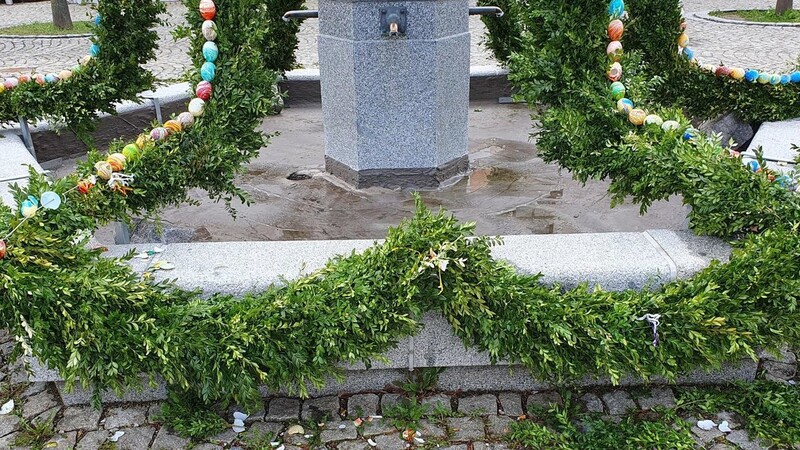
[{"xmin": 319, "ymin": 0, "xmax": 470, "ymax": 189}]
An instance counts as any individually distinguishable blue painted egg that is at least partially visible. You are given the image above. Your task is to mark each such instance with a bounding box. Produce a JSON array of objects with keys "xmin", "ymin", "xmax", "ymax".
[
  {"xmin": 683, "ymin": 128, "xmax": 696, "ymax": 141},
  {"xmin": 20, "ymin": 200, "xmax": 38, "ymax": 218},
  {"xmin": 45, "ymin": 73, "xmax": 59, "ymax": 83},
  {"xmin": 40, "ymin": 191, "xmax": 61, "ymax": 210},
  {"xmin": 780, "ymin": 74, "xmax": 790, "ymax": 85},
  {"xmin": 775, "ymin": 176, "xmax": 791, "ymax": 188},
  {"xmin": 90, "ymin": 44, "xmax": 100, "ymax": 57},
  {"xmin": 94, "ymin": 14, "xmax": 101, "ymax": 26},
  {"xmin": 744, "ymin": 69, "xmax": 758, "ymax": 82},
  {"xmin": 201, "ymin": 62, "xmax": 216, "ymax": 82},
  {"xmin": 747, "ymin": 160, "xmax": 760, "ymax": 172},
  {"xmin": 682, "ymin": 47, "xmax": 694, "ymax": 60},
  {"xmin": 202, "ymin": 42, "xmax": 219, "ymax": 63},
  {"xmin": 757, "ymin": 73, "xmax": 770, "ymax": 84},
  {"xmin": 791, "ymin": 71, "xmax": 800, "ymax": 83},
  {"xmin": 608, "ymin": 0, "xmax": 625, "ymax": 18},
  {"xmin": 616, "ymin": 98, "xmax": 634, "ymax": 114},
  {"xmin": 610, "ymin": 81, "xmax": 626, "ymax": 100},
  {"xmin": 769, "ymin": 74, "xmax": 780, "ymax": 85}
]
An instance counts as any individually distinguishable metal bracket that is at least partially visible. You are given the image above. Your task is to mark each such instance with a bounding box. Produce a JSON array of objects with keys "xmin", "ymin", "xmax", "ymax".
[
  {"xmin": 18, "ymin": 116, "xmax": 35, "ymax": 158},
  {"xmin": 380, "ymin": 7, "xmax": 407, "ymax": 37}
]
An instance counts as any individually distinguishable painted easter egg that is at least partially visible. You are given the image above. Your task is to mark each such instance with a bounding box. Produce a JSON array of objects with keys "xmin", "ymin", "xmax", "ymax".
[
  {"xmin": 607, "ymin": 62, "xmax": 622, "ymax": 81},
  {"xmin": 628, "ymin": 108, "xmax": 646, "ymax": 126},
  {"xmin": 188, "ymin": 98, "xmax": 206, "ymax": 117},
  {"xmin": 201, "ymin": 62, "xmax": 216, "ymax": 82},
  {"xmin": 95, "ymin": 161, "xmax": 113, "ymax": 179},
  {"xmin": 94, "ymin": 14, "xmax": 101, "ymax": 26},
  {"xmin": 775, "ymin": 175, "xmax": 791, "ymax": 187},
  {"xmin": 107, "ymin": 153, "xmax": 127, "ymax": 172},
  {"xmin": 20, "ymin": 199, "xmax": 38, "ymax": 218},
  {"xmin": 122, "ymin": 143, "xmax": 140, "ymax": 162},
  {"xmin": 608, "ymin": 0, "xmax": 625, "ymax": 18},
  {"xmin": 202, "ymin": 41, "xmax": 219, "ymax": 63},
  {"xmin": 683, "ymin": 128, "xmax": 696, "ymax": 141},
  {"xmin": 744, "ymin": 69, "xmax": 758, "ymax": 82},
  {"xmin": 80, "ymin": 55, "xmax": 93, "ymax": 65},
  {"xmin": 747, "ymin": 160, "xmax": 760, "ymax": 172},
  {"xmin": 150, "ymin": 127, "xmax": 169, "ymax": 141},
  {"xmin": 196, "ymin": 80, "xmax": 213, "ymax": 101},
  {"xmin": 34, "ymin": 74, "xmax": 45, "ymax": 85},
  {"xmin": 677, "ymin": 34, "xmax": 689, "ymax": 48},
  {"xmin": 164, "ymin": 119, "xmax": 182, "ymax": 134},
  {"xmin": 18, "ymin": 74, "xmax": 31, "ymax": 83},
  {"xmin": 40, "ymin": 191, "xmax": 61, "ymax": 210},
  {"xmin": 682, "ymin": 47, "xmax": 694, "ymax": 60},
  {"xmin": 715, "ymin": 66, "xmax": 731, "ymax": 77},
  {"xmin": 791, "ymin": 72, "xmax": 800, "ymax": 83},
  {"xmin": 701, "ymin": 64, "xmax": 716, "ymax": 73},
  {"xmin": 45, "ymin": 73, "xmax": 59, "ymax": 83},
  {"xmin": 136, "ymin": 133, "xmax": 152, "ymax": 149},
  {"xmin": 58, "ymin": 70, "xmax": 73, "ymax": 80},
  {"xmin": 3, "ymin": 78, "xmax": 18, "ymax": 89},
  {"xmin": 77, "ymin": 179, "xmax": 94, "ymax": 195},
  {"xmin": 680, "ymin": 21, "xmax": 687, "ymax": 31},
  {"xmin": 780, "ymin": 74, "xmax": 790, "ymax": 85},
  {"xmin": 177, "ymin": 111, "xmax": 195, "ymax": 128},
  {"xmin": 610, "ymin": 82, "xmax": 626, "ymax": 100},
  {"xmin": 661, "ymin": 120, "xmax": 680, "ymax": 131},
  {"xmin": 90, "ymin": 44, "xmax": 100, "ymax": 57},
  {"xmin": 607, "ymin": 41, "xmax": 623, "ymax": 61},
  {"xmin": 608, "ymin": 20, "xmax": 624, "ymax": 41},
  {"xmin": 644, "ymin": 114, "xmax": 663, "ymax": 126},
  {"xmin": 757, "ymin": 73, "xmax": 770, "ymax": 84},
  {"xmin": 0, "ymin": 85, "xmax": 4, "ymax": 94},
  {"xmin": 199, "ymin": 0, "xmax": 217, "ymax": 20},
  {"xmin": 730, "ymin": 68, "xmax": 745, "ymax": 80},
  {"xmin": 616, "ymin": 98, "xmax": 634, "ymax": 114},
  {"xmin": 202, "ymin": 20, "xmax": 217, "ymax": 41},
  {"xmin": 769, "ymin": 74, "xmax": 781, "ymax": 85},
  {"xmin": 0, "ymin": 240, "xmax": 6, "ymax": 260}
]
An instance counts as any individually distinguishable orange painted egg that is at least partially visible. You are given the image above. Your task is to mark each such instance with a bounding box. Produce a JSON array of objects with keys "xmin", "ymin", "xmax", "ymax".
[
  {"xmin": 18, "ymin": 74, "xmax": 31, "ymax": 83},
  {"xmin": 107, "ymin": 153, "xmax": 127, "ymax": 172},
  {"xmin": 58, "ymin": 70, "xmax": 73, "ymax": 80},
  {"xmin": 677, "ymin": 33, "xmax": 689, "ymax": 48},
  {"xmin": 199, "ymin": 0, "xmax": 216, "ymax": 20},
  {"xmin": 608, "ymin": 20, "xmax": 624, "ymax": 41},
  {"xmin": 34, "ymin": 74, "xmax": 46, "ymax": 85},
  {"xmin": 77, "ymin": 179, "xmax": 94, "ymax": 195},
  {"xmin": 730, "ymin": 67, "xmax": 745, "ymax": 80},
  {"xmin": 164, "ymin": 119, "xmax": 182, "ymax": 134},
  {"xmin": 628, "ymin": 109, "xmax": 646, "ymax": 126}
]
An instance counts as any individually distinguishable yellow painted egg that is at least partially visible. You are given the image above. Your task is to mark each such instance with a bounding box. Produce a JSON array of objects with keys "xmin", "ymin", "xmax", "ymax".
[
  {"xmin": 95, "ymin": 161, "xmax": 113, "ymax": 180},
  {"xmin": 628, "ymin": 109, "xmax": 646, "ymax": 126},
  {"xmin": 107, "ymin": 153, "xmax": 127, "ymax": 172},
  {"xmin": 164, "ymin": 119, "xmax": 182, "ymax": 134}
]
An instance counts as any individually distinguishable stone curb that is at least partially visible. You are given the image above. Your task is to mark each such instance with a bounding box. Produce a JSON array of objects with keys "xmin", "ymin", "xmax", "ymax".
[
  {"xmin": 692, "ymin": 11, "xmax": 800, "ymax": 28},
  {"xmin": 0, "ymin": 33, "xmax": 94, "ymax": 39}
]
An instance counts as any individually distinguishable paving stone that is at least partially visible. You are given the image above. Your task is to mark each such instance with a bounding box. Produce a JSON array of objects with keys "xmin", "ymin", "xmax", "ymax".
[
  {"xmin": 361, "ymin": 417, "xmax": 397, "ymax": 437},
  {"xmin": 709, "ymin": 444, "xmax": 737, "ymax": 450},
  {"xmin": 22, "ymin": 382, "xmax": 47, "ymax": 397},
  {"xmin": 473, "ymin": 443, "xmax": 510, "ymax": 450},
  {"xmin": 725, "ymin": 429, "xmax": 770, "ymax": 450},
  {"xmin": 458, "ymin": 394, "xmax": 497, "ymax": 415},
  {"xmin": 210, "ymin": 428, "xmax": 238, "ymax": 445},
  {"xmin": 579, "ymin": 393, "xmax": 604, "ymax": 413},
  {"xmin": 147, "ymin": 402, "xmax": 163, "ymax": 423},
  {"xmin": 337, "ymin": 440, "xmax": 372, "ymax": 450},
  {"xmin": 525, "ymin": 391, "xmax": 563, "ymax": 412},
  {"xmin": 22, "ymin": 389, "xmax": 59, "ymax": 420},
  {"xmin": 34, "ymin": 405, "xmax": 60, "ymax": 426},
  {"xmin": 321, "ymin": 420, "xmax": 358, "ymax": 442},
  {"xmin": 267, "ymin": 397, "xmax": 301, "ymax": 421},
  {"xmin": 762, "ymin": 360, "xmax": 797, "ymax": 380},
  {"xmin": 58, "ymin": 405, "xmax": 102, "ymax": 432},
  {"xmin": 715, "ymin": 411, "xmax": 742, "ymax": 429},
  {"xmin": 417, "ymin": 419, "xmax": 446, "ymax": 439},
  {"xmin": 420, "ymin": 394, "xmax": 451, "ymax": 412},
  {"xmin": 691, "ymin": 425, "xmax": 724, "ymax": 444},
  {"xmin": 440, "ymin": 446, "xmax": 468, "ymax": 450},
  {"xmin": 115, "ymin": 426, "xmax": 156, "ymax": 450},
  {"xmin": 636, "ymin": 387, "xmax": 676, "ymax": 410},
  {"xmin": 302, "ymin": 395, "xmax": 341, "ymax": 421},
  {"xmin": 486, "ymin": 414, "xmax": 513, "ymax": 438},
  {"xmin": 0, "ymin": 414, "xmax": 20, "ymax": 437},
  {"xmin": 347, "ymin": 393, "xmax": 379, "ymax": 417},
  {"xmin": 240, "ymin": 421, "xmax": 283, "ymax": 441},
  {"xmin": 447, "ymin": 417, "xmax": 485, "ymax": 441},
  {"xmin": 379, "ymin": 394, "xmax": 403, "ymax": 413},
  {"xmin": 76, "ymin": 430, "xmax": 109, "ymax": 450},
  {"xmin": 44, "ymin": 431, "xmax": 78, "ymax": 450},
  {"xmin": 151, "ymin": 426, "xmax": 190, "ymax": 450},
  {"xmin": 497, "ymin": 392, "xmax": 523, "ymax": 416},
  {"xmin": 371, "ymin": 433, "xmax": 406, "ymax": 450},
  {"xmin": 602, "ymin": 391, "xmax": 636, "ymax": 415},
  {"xmin": 0, "ymin": 432, "xmax": 17, "ymax": 449},
  {"xmin": 284, "ymin": 431, "xmax": 310, "ymax": 446},
  {"xmin": 103, "ymin": 405, "xmax": 148, "ymax": 429},
  {"xmin": 192, "ymin": 444, "xmax": 224, "ymax": 450}
]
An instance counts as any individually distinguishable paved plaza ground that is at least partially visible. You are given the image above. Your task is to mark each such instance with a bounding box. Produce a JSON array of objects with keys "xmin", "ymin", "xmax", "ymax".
[{"xmin": 1, "ymin": 0, "xmax": 798, "ymax": 79}]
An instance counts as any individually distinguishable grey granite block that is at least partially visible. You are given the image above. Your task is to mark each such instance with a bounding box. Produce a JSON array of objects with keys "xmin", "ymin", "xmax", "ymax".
[
  {"xmin": 371, "ymin": 433, "xmax": 406, "ymax": 450},
  {"xmin": 346, "ymin": 393, "xmax": 379, "ymax": 417},
  {"xmin": 56, "ymin": 380, "xmax": 167, "ymax": 406},
  {"xmin": 497, "ymin": 392, "xmax": 523, "ymax": 416},
  {"xmin": 636, "ymin": 387, "xmax": 676, "ymax": 410},
  {"xmin": 58, "ymin": 406, "xmax": 102, "ymax": 432},
  {"xmin": 578, "ymin": 393, "xmax": 604, "ymax": 413},
  {"xmin": 526, "ymin": 391, "xmax": 563, "ymax": 412},
  {"xmin": 302, "ymin": 395, "xmax": 341, "ymax": 421},
  {"xmin": 447, "ymin": 417, "xmax": 485, "ymax": 441},
  {"xmin": 457, "ymin": 394, "xmax": 497, "ymax": 415},
  {"xmin": 602, "ymin": 391, "xmax": 636, "ymax": 415},
  {"xmin": 102, "ymin": 406, "xmax": 148, "ymax": 430},
  {"xmin": 22, "ymin": 389, "xmax": 59, "ymax": 420},
  {"xmin": 745, "ymin": 117, "xmax": 800, "ymax": 163},
  {"xmin": 321, "ymin": 421, "xmax": 358, "ymax": 442},
  {"xmin": 267, "ymin": 397, "xmax": 301, "ymax": 421},
  {"xmin": 114, "ymin": 426, "xmax": 156, "ymax": 450},
  {"xmin": 151, "ymin": 426, "xmax": 190, "ymax": 450},
  {"xmin": 486, "ymin": 415, "xmax": 513, "ymax": 438},
  {"xmin": 418, "ymin": 419, "xmax": 446, "ymax": 439},
  {"xmin": 645, "ymin": 230, "xmax": 730, "ymax": 279}
]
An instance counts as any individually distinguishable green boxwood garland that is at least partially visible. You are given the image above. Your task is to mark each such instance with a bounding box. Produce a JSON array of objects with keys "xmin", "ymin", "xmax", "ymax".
[
  {"xmin": 0, "ymin": 0, "xmax": 798, "ymax": 434},
  {"xmin": 0, "ymin": 0, "xmax": 164, "ymax": 139}
]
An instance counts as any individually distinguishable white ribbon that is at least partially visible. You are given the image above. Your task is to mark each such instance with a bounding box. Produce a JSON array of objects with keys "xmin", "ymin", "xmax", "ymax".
[
  {"xmin": 637, "ymin": 313, "xmax": 661, "ymax": 347},
  {"xmin": 108, "ymin": 172, "xmax": 134, "ymax": 189}
]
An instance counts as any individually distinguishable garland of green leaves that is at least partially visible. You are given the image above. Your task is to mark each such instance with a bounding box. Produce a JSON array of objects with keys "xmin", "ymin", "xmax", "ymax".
[
  {"xmin": 0, "ymin": 0, "xmax": 798, "ymax": 434},
  {"xmin": 0, "ymin": 1, "xmax": 165, "ymax": 138}
]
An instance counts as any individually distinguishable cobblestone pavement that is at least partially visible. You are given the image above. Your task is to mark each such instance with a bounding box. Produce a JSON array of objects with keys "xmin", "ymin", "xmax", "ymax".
[
  {"xmin": 1, "ymin": 0, "xmax": 798, "ymax": 80},
  {"xmin": 1, "ymin": 329, "xmax": 797, "ymax": 450}
]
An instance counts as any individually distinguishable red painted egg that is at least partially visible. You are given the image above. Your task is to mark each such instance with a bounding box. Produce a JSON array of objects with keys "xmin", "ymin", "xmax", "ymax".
[
  {"xmin": 607, "ymin": 20, "xmax": 624, "ymax": 41},
  {"xmin": 196, "ymin": 80, "xmax": 212, "ymax": 101},
  {"xmin": 199, "ymin": 0, "xmax": 216, "ymax": 20},
  {"xmin": 715, "ymin": 66, "xmax": 731, "ymax": 77},
  {"xmin": 0, "ymin": 240, "xmax": 6, "ymax": 260},
  {"xmin": 77, "ymin": 179, "xmax": 94, "ymax": 195}
]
